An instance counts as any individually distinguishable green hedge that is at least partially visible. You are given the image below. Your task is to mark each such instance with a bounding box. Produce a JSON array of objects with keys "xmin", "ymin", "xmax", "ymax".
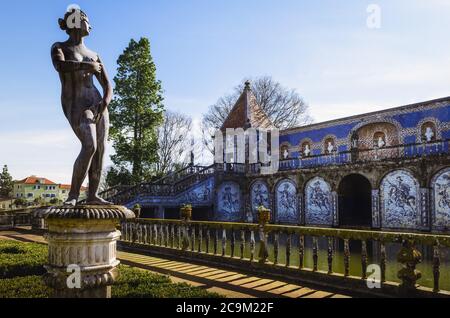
[
  {"xmin": 0, "ymin": 241, "xmax": 220, "ymax": 298},
  {"xmin": 0, "ymin": 275, "xmax": 51, "ymax": 298},
  {"xmin": 113, "ymin": 266, "xmax": 220, "ymax": 298},
  {"xmin": 0, "ymin": 266, "xmax": 220, "ymax": 298},
  {"xmin": 0, "ymin": 241, "xmax": 47, "ymax": 279}
]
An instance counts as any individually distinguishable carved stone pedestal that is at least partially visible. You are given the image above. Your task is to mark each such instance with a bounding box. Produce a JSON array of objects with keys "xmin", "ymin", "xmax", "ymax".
[{"xmin": 35, "ymin": 205, "xmax": 135, "ymax": 298}]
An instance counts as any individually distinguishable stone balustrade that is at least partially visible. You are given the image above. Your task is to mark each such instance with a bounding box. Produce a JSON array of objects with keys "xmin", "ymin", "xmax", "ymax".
[{"xmin": 120, "ymin": 218, "xmax": 450, "ymax": 298}]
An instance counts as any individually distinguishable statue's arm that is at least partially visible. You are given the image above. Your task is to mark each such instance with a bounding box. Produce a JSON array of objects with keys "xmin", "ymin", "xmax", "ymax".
[
  {"xmin": 51, "ymin": 44, "xmax": 100, "ymax": 73},
  {"xmin": 95, "ymin": 55, "xmax": 113, "ymax": 113}
]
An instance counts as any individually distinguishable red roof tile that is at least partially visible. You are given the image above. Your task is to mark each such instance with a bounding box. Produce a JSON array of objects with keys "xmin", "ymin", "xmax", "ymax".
[
  {"xmin": 221, "ymin": 82, "xmax": 274, "ymax": 131},
  {"xmin": 16, "ymin": 176, "xmax": 57, "ymax": 185}
]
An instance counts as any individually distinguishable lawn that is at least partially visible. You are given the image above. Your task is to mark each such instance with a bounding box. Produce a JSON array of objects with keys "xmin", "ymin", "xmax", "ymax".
[{"xmin": 0, "ymin": 240, "xmax": 220, "ymax": 298}]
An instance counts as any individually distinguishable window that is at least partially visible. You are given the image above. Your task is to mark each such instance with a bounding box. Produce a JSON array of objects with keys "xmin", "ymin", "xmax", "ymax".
[{"xmin": 27, "ymin": 193, "xmax": 33, "ymax": 198}]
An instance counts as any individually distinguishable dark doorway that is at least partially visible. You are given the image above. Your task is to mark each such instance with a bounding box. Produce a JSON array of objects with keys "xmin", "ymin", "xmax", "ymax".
[
  {"xmin": 192, "ymin": 207, "xmax": 212, "ymax": 221},
  {"xmin": 164, "ymin": 208, "xmax": 180, "ymax": 220},
  {"xmin": 338, "ymin": 174, "xmax": 372, "ymax": 228},
  {"xmin": 141, "ymin": 207, "xmax": 157, "ymax": 219}
]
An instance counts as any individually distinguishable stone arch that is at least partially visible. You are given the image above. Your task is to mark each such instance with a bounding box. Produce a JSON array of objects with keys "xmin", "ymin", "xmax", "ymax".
[
  {"xmin": 216, "ymin": 181, "xmax": 241, "ymax": 221},
  {"xmin": 380, "ymin": 170, "xmax": 420, "ymax": 230},
  {"xmin": 275, "ymin": 179, "xmax": 299, "ymax": 224},
  {"xmin": 304, "ymin": 177, "xmax": 334, "ymax": 226},
  {"xmin": 431, "ymin": 167, "xmax": 450, "ymax": 230},
  {"xmin": 376, "ymin": 168, "xmax": 418, "ymax": 189}
]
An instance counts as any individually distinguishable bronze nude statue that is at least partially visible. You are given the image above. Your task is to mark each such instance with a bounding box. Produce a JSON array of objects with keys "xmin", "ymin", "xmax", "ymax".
[{"xmin": 51, "ymin": 9, "xmax": 113, "ymax": 206}]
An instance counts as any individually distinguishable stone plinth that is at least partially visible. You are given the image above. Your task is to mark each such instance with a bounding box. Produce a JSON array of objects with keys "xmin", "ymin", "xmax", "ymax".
[{"xmin": 34, "ymin": 205, "xmax": 135, "ymax": 298}]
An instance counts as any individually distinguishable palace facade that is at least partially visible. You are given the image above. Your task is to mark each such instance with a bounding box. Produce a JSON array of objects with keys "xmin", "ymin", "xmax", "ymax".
[{"xmin": 104, "ymin": 84, "xmax": 450, "ymax": 233}]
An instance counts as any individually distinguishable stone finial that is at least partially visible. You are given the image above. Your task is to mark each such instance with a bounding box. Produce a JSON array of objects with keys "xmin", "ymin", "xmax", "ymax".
[{"xmin": 244, "ymin": 80, "xmax": 251, "ymax": 90}]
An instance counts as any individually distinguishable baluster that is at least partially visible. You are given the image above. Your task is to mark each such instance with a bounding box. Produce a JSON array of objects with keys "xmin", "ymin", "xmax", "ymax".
[
  {"xmin": 344, "ymin": 239, "xmax": 350, "ymax": 277},
  {"xmin": 170, "ymin": 225, "xmax": 175, "ymax": 248},
  {"xmin": 159, "ymin": 224, "xmax": 164, "ymax": 246},
  {"xmin": 128, "ymin": 222, "xmax": 132, "ymax": 242},
  {"xmin": 156, "ymin": 224, "xmax": 160, "ymax": 245},
  {"xmin": 165, "ymin": 225, "xmax": 169, "ymax": 247},
  {"xmin": 230, "ymin": 229, "xmax": 235, "ymax": 258},
  {"xmin": 240, "ymin": 229, "xmax": 245, "ymax": 259},
  {"xmin": 250, "ymin": 230, "xmax": 256, "ymax": 262},
  {"xmin": 327, "ymin": 237, "xmax": 333, "ymax": 274},
  {"xmin": 177, "ymin": 225, "xmax": 182, "ymax": 249},
  {"xmin": 129, "ymin": 222, "xmax": 134, "ymax": 242},
  {"xmin": 380, "ymin": 241, "xmax": 386, "ymax": 283},
  {"xmin": 274, "ymin": 232, "xmax": 279, "ymax": 265},
  {"xmin": 313, "ymin": 237, "xmax": 318, "ymax": 272},
  {"xmin": 214, "ymin": 229, "xmax": 218, "ymax": 255},
  {"xmin": 136, "ymin": 223, "xmax": 140, "ymax": 243},
  {"xmin": 123, "ymin": 222, "xmax": 127, "ymax": 241},
  {"xmin": 361, "ymin": 240, "xmax": 368, "ymax": 279},
  {"xmin": 191, "ymin": 225, "xmax": 196, "ymax": 252},
  {"xmin": 206, "ymin": 229, "xmax": 210, "ymax": 254},
  {"xmin": 433, "ymin": 242, "xmax": 441, "ymax": 293},
  {"xmin": 299, "ymin": 235, "xmax": 305, "ymax": 269},
  {"xmin": 143, "ymin": 224, "xmax": 148, "ymax": 244},
  {"xmin": 153, "ymin": 224, "xmax": 158, "ymax": 245},
  {"xmin": 149, "ymin": 224, "xmax": 153, "ymax": 245},
  {"xmin": 222, "ymin": 228, "xmax": 227, "ymax": 257},
  {"xmin": 198, "ymin": 226, "xmax": 203, "ymax": 253},
  {"xmin": 138, "ymin": 223, "xmax": 143, "ymax": 243},
  {"xmin": 286, "ymin": 232, "xmax": 291, "ymax": 267}
]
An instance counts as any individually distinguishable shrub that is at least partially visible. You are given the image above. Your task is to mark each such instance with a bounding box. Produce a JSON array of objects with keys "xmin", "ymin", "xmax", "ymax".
[
  {"xmin": 0, "ymin": 266, "xmax": 220, "ymax": 299},
  {"xmin": 0, "ymin": 276, "xmax": 51, "ymax": 298},
  {"xmin": 112, "ymin": 266, "xmax": 221, "ymax": 298},
  {"xmin": 0, "ymin": 241, "xmax": 220, "ymax": 298},
  {"xmin": 0, "ymin": 241, "xmax": 47, "ymax": 279}
]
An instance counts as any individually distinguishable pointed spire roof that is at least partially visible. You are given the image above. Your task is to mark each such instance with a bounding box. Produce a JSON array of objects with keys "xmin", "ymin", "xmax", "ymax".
[{"xmin": 221, "ymin": 81, "xmax": 274, "ymax": 131}]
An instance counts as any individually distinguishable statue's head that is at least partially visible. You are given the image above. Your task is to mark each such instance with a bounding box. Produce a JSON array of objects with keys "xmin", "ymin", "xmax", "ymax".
[{"xmin": 58, "ymin": 8, "xmax": 91, "ymax": 37}]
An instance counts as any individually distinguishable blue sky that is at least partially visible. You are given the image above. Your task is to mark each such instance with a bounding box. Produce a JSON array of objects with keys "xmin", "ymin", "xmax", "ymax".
[{"xmin": 1, "ymin": 0, "xmax": 450, "ymax": 184}]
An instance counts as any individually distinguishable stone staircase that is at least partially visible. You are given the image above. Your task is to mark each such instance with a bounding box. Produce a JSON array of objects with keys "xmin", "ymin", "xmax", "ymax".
[{"xmin": 99, "ymin": 165, "xmax": 215, "ymax": 205}]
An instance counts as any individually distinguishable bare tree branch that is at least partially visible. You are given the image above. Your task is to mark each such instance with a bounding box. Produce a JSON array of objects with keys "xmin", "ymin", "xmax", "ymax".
[
  {"xmin": 201, "ymin": 76, "xmax": 313, "ymax": 156},
  {"xmin": 156, "ymin": 111, "xmax": 193, "ymax": 175},
  {"xmin": 202, "ymin": 76, "xmax": 312, "ymax": 131}
]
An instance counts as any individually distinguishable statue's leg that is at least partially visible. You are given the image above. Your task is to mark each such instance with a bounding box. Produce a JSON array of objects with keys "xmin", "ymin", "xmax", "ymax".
[
  {"xmin": 66, "ymin": 112, "xmax": 98, "ymax": 206},
  {"xmin": 87, "ymin": 112, "xmax": 111, "ymax": 205}
]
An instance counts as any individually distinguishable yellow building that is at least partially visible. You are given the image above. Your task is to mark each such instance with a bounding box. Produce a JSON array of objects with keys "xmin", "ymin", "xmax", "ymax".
[{"xmin": 13, "ymin": 176, "xmax": 87, "ymax": 205}]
